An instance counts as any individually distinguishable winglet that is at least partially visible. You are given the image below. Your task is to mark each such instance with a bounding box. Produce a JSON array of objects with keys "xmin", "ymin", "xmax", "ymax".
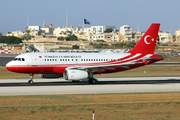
[{"xmin": 128, "ymin": 23, "xmax": 160, "ymax": 54}]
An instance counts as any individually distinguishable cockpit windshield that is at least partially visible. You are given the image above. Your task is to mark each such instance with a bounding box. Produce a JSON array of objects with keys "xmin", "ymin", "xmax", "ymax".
[
  {"xmin": 13, "ymin": 58, "xmax": 18, "ymax": 61},
  {"xmin": 13, "ymin": 58, "xmax": 25, "ymax": 61}
]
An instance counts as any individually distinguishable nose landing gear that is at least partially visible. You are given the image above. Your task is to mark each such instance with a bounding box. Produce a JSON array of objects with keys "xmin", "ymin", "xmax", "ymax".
[{"xmin": 28, "ymin": 73, "xmax": 34, "ymax": 85}]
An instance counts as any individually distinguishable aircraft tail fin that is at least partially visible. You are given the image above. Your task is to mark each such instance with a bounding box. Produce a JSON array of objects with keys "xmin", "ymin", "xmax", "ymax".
[{"xmin": 128, "ymin": 23, "xmax": 160, "ymax": 54}]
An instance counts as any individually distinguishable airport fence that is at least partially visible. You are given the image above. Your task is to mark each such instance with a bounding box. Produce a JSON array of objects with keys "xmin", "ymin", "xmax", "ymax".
[{"xmin": 0, "ymin": 49, "xmax": 25, "ymax": 54}]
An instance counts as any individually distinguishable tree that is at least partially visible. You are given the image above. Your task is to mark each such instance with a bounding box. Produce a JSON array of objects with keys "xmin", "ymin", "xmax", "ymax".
[
  {"xmin": 72, "ymin": 45, "xmax": 79, "ymax": 49},
  {"xmin": 0, "ymin": 36, "xmax": 22, "ymax": 44},
  {"xmin": 96, "ymin": 40, "xmax": 105, "ymax": 42},
  {"xmin": 65, "ymin": 34, "xmax": 78, "ymax": 41},
  {"xmin": 127, "ymin": 42, "xmax": 137, "ymax": 48},
  {"xmin": 104, "ymin": 28, "xmax": 114, "ymax": 33}
]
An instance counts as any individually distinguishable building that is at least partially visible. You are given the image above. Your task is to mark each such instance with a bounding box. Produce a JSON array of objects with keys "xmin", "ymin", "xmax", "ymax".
[
  {"xmin": 54, "ymin": 26, "xmax": 73, "ymax": 37},
  {"xmin": 89, "ymin": 26, "xmax": 115, "ymax": 35},
  {"xmin": 132, "ymin": 31, "xmax": 145, "ymax": 42},
  {"xmin": 158, "ymin": 31, "xmax": 173, "ymax": 43},
  {"xmin": 87, "ymin": 26, "xmax": 115, "ymax": 41},
  {"xmin": 175, "ymin": 29, "xmax": 180, "ymax": 43},
  {"xmin": 41, "ymin": 27, "xmax": 53, "ymax": 35},
  {"xmin": 120, "ymin": 25, "xmax": 132, "ymax": 41},
  {"xmin": 0, "ymin": 32, "xmax": 2, "ymax": 36},
  {"xmin": 104, "ymin": 32, "xmax": 125, "ymax": 42},
  {"xmin": 41, "ymin": 22, "xmax": 54, "ymax": 35},
  {"xmin": 28, "ymin": 26, "xmax": 41, "ymax": 31},
  {"xmin": 6, "ymin": 31, "xmax": 24, "ymax": 38}
]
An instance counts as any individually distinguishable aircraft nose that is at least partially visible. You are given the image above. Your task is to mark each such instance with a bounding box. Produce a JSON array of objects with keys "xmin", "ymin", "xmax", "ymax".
[{"xmin": 6, "ymin": 62, "xmax": 12, "ymax": 71}]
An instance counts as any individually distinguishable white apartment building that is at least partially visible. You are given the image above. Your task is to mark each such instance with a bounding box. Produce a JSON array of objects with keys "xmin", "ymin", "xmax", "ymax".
[
  {"xmin": 87, "ymin": 26, "xmax": 115, "ymax": 41},
  {"xmin": 175, "ymin": 29, "xmax": 180, "ymax": 43},
  {"xmin": 28, "ymin": 26, "xmax": 41, "ymax": 31},
  {"xmin": 120, "ymin": 25, "xmax": 132, "ymax": 41},
  {"xmin": 53, "ymin": 25, "xmax": 115, "ymax": 41},
  {"xmin": 158, "ymin": 31, "xmax": 172, "ymax": 43},
  {"xmin": 90, "ymin": 26, "xmax": 115, "ymax": 35}
]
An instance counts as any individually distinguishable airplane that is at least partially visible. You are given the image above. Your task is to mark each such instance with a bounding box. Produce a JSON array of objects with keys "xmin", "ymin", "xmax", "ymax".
[{"xmin": 6, "ymin": 23, "xmax": 163, "ymax": 85}]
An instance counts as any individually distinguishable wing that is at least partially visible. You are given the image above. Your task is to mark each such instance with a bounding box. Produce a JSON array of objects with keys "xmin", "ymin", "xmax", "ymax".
[{"xmin": 65, "ymin": 61, "xmax": 136, "ymax": 72}]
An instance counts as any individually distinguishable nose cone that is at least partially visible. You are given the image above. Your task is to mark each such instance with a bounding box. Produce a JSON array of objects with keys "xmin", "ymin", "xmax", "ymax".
[{"xmin": 6, "ymin": 61, "xmax": 13, "ymax": 71}]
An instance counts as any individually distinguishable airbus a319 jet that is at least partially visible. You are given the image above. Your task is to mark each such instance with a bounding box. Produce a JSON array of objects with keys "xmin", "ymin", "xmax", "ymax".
[{"xmin": 6, "ymin": 23, "xmax": 163, "ymax": 85}]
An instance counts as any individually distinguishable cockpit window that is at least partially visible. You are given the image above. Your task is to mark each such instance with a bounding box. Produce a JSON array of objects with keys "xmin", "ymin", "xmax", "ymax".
[
  {"xmin": 12, "ymin": 58, "xmax": 25, "ymax": 61},
  {"xmin": 13, "ymin": 58, "xmax": 18, "ymax": 61}
]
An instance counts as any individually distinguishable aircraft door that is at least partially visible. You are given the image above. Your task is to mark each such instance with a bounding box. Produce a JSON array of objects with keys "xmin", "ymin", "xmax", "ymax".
[{"xmin": 32, "ymin": 55, "xmax": 37, "ymax": 65}]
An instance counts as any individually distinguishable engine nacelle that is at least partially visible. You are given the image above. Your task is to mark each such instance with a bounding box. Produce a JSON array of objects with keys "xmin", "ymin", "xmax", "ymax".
[
  {"xmin": 63, "ymin": 69, "xmax": 88, "ymax": 80},
  {"xmin": 39, "ymin": 74, "xmax": 63, "ymax": 79}
]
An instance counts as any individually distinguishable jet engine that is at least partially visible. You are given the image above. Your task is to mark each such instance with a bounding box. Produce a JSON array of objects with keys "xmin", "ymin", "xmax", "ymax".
[
  {"xmin": 63, "ymin": 69, "xmax": 88, "ymax": 80},
  {"xmin": 39, "ymin": 74, "xmax": 63, "ymax": 78}
]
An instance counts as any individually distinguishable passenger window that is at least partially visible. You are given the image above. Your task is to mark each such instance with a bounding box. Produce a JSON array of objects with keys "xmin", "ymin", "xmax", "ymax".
[
  {"xmin": 76, "ymin": 59, "xmax": 77, "ymax": 61},
  {"xmin": 22, "ymin": 58, "xmax": 25, "ymax": 61},
  {"xmin": 45, "ymin": 59, "xmax": 46, "ymax": 61},
  {"xmin": 72, "ymin": 59, "xmax": 73, "ymax": 61},
  {"xmin": 18, "ymin": 58, "xmax": 21, "ymax": 61},
  {"xmin": 47, "ymin": 59, "xmax": 49, "ymax": 61}
]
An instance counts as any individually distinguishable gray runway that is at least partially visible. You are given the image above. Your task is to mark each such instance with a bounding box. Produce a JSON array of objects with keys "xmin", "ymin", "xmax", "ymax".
[{"xmin": 0, "ymin": 77, "xmax": 180, "ymax": 96}]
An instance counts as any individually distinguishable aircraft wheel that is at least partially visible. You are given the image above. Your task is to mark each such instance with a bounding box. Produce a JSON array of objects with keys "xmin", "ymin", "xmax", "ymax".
[
  {"xmin": 28, "ymin": 80, "xmax": 34, "ymax": 85},
  {"xmin": 89, "ymin": 78, "xmax": 97, "ymax": 84}
]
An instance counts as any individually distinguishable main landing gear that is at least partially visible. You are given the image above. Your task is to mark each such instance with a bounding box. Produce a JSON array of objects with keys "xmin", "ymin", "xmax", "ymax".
[
  {"xmin": 88, "ymin": 78, "xmax": 98, "ymax": 84},
  {"xmin": 28, "ymin": 73, "xmax": 34, "ymax": 85},
  {"xmin": 87, "ymin": 70, "xmax": 98, "ymax": 84}
]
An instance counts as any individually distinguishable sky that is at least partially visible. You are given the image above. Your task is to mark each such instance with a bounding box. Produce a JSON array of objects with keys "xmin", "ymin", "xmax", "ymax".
[{"xmin": 0, "ymin": 0, "xmax": 180, "ymax": 35}]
